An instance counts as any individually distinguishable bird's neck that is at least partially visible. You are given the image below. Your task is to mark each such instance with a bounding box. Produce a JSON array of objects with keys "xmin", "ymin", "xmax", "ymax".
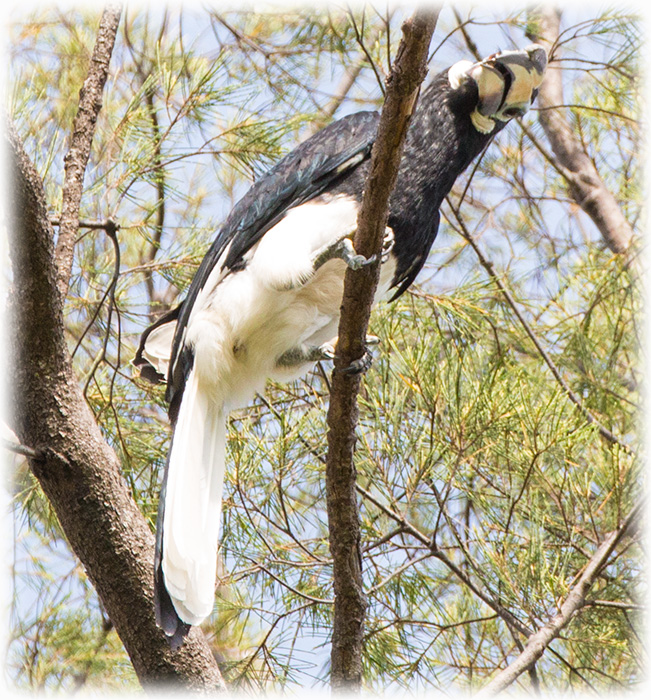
[{"xmin": 399, "ymin": 71, "xmax": 497, "ymax": 209}]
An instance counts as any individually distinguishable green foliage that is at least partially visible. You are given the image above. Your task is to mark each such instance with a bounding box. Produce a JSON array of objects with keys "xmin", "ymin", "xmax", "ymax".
[
  {"xmin": 6, "ymin": 3, "xmax": 643, "ymax": 694},
  {"xmin": 8, "ymin": 479, "xmax": 139, "ymax": 691}
]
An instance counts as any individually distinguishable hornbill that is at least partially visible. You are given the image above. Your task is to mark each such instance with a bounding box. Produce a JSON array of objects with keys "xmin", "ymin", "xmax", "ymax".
[{"xmin": 135, "ymin": 45, "xmax": 547, "ymax": 647}]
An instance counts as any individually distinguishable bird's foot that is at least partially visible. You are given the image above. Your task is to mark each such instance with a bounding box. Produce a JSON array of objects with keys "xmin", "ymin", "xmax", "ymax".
[
  {"xmin": 276, "ymin": 228, "xmax": 395, "ymax": 292},
  {"xmin": 276, "ymin": 342, "xmax": 336, "ymax": 368},
  {"xmin": 311, "ymin": 226, "xmax": 395, "ymax": 274},
  {"xmin": 277, "ymin": 335, "xmax": 379, "ymax": 372},
  {"xmin": 333, "ymin": 335, "xmax": 379, "ymax": 375},
  {"xmin": 337, "ymin": 226, "xmax": 395, "ymax": 270},
  {"xmin": 312, "ymin": 236, "xmax": 376, "ymax": 272},
  {"xmin": 380, "ymin": 227, "xmax": 395, "ymax": 263}
]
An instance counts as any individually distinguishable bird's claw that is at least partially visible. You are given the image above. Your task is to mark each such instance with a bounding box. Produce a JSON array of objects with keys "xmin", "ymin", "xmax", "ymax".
[
  {"xmin": 381, "ymin": 228, "xmax": 395, "ymax": 263},
  {"xmin": 335, "ymin": 348, "xmax": 374, "ymax": 376},
  {"xmin": 342, "ymin": 227, "xmax": 395, "ymax": 270},
  {"xmin": 340, "ymin": 238, "xmax": 376, "ymax": 270},
  {"xmin": 308, "ymin": 228, "xmax": 394, "ymax": 276},
  {"xmin": 317, "ymin": 343, "xmax": 336, "ymax": 361},
  {"xmin": 334, "ymin": 336, "xmax": 379, "ymax": 375}
]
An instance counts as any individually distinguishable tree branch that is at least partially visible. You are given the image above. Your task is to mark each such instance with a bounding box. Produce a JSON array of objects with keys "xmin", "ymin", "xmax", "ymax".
[
  {"xmin": 2, "ymin": 437, "xmax": 42, "ymax": 461},
  {"xmin": 527, "ymin": 6, "xmax": 634, "ymax": 255},
  {"xmin": 324, "ymin": 7, "xmax": 439, "ymax": 692},
  {"xmin": 7, "ymin": 113, "xmax": 225, "ymax": 694},
  {"xmin": 477, "ymin": 500, "xmax": 643, "ymax": 695},
  {"xmin": 55, "ymin": 5, "xmax": 122, "ymax": 299},
  {"xmin": 308, "ymin": 19, "xmax": 391, "ymax": 134}
]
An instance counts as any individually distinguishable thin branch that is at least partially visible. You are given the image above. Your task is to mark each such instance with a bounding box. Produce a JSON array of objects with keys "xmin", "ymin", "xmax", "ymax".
[
  {"xmin": 55, "ymin": 5, "xmax": 122, "ymax": 299},
  {"xmin": 71, "ymin": 614, "xmax": 114, "ymax": 692},
  {"xmin": 240, "ymin": 556, "xmax": 334, "ymax": 606},
  {"xmin": 307, "ymin": 33, "xmax": 377, "ymax": 134},
  {"xmin": 233, "ymin": 601, "xmax": 315, "ymax": 685},
  {"xmin": 366, "ymin": 551, "xmax": 434, "ymax": 594},
  {"xmin": 51, "ymin": 218, "xmax": 120, "ymax": 232},
  {"xmin": 2, "ymin": 438, "xmax": 43, "ymax": 461},
  {"xmin": 477, "ymin": 500, "xmax": 644, "ymax": 695},
  {"xmin": 355, "ymin": 484, "xmax": 532, "ymax": 640},
  {"xmin": 348, "ymin": 9, "xmax": 386, "ymax": 98},
  {"xmin": 122, "ymin": 16, "xmax": 167, "ymax": 314},
  {"xmin": 72, "ymin": 220, "xmax": 120, "ymax": 364},
  {"xmin": 584, "ymin": 599, "xmax": 644, "ymax": 611},
  {"xmin": 324, "ymin": 7, "xmax": 439, "ymax": 692}
]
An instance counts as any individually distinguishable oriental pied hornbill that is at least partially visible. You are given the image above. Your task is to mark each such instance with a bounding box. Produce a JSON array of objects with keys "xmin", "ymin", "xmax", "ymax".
[{"xmin": 135, "ymin": 45, "xmax": 547, "ymax": 647}]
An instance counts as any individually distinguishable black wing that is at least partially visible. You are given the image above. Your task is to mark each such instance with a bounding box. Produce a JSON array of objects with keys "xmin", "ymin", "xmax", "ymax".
[{"xmin": 166, "ymin": 110, "xmax": 380, "ymax": 410}]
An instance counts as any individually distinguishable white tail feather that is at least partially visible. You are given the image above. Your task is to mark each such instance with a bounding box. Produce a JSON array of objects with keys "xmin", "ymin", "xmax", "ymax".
[{"xmin": 161, "ymin": 369, "xmax": 226, "ymax": 626}]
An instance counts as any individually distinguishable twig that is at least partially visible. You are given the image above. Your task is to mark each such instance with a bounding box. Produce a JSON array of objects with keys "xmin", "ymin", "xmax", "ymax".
[
  {"xmin": 355, "ymin": 484, "xmax": 532, "ymax": 639},
  {"xmin": 348, "ymin": 9, "xmax": 386, "ymax": 98},
  {"xmin": 233, "ymin": 601, "xmax": 314, "ymax": 685},
  {"xmin": 366, "ymin": 551, "xmax": 434, "ymax": 594},
  {"xmin": 71, "ymin": 221, "xmax": 120, "ymax": 369},
  {"xmin": 71, "ymin": 614, "xmax": 114, "ymax": 692},
  {"xmin": 307, "ymin": 22, "xmax": 385, "ymax": 135},
  {"xmin": 122, "ymin": 17, "xmax": 167, "ymax": 313},
  {"xmin": 239, "ymin": 555, "xmax": 334, "ymax": 605},
  {"xmin": 2, "ymin": 438, "xmax": 43, "ymax": 461},
  {"xmin": 51, "ymin": 218, "xmax": 120, "ymax": 232}
]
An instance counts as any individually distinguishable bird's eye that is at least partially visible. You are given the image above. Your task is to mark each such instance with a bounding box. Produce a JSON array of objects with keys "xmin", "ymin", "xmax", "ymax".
[{"xmin": 502, "ymin": 106, "xmax": 524, "ymax": 118}]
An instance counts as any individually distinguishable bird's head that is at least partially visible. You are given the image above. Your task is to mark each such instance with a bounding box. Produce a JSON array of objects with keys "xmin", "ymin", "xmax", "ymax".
[{"xmin": 447, "ymin": 45, "xmax": 547, "ymax": 134}]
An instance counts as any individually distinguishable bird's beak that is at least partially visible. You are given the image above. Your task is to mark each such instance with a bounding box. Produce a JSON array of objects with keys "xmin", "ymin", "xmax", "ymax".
[{"xmin": 449, "ymin": 44, "xmax": 548, "ymax": 134}]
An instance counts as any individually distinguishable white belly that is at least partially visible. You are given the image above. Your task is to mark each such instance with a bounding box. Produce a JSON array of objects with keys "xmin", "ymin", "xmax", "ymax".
[{"xmin": 184, "ymin": 196, "xmax": 396, "ymax": 409}]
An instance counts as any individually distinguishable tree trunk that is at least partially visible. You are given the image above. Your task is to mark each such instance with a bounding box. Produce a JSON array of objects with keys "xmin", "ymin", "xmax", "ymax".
[{"xmin": 7, "ymin": 124, "xmax": 225, "ymax": 692}]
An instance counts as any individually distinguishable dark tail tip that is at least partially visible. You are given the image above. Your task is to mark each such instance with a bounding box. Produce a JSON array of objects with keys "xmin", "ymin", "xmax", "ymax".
[{"xmin": 154, "ymin": 562, "xmax": 192, "ymax": 650}]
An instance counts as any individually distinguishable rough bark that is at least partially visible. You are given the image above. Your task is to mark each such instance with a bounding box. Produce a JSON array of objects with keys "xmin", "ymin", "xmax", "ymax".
[
  {"xmin": 528, "ymin": 6, "xmax": 634, "ymax": 254},
  {"xmin": 55, "ymin": 5, "xmax": 122, "ymax": 298},
  {"xmin": 7, "ymin": 122, "xmax": 225, "ymax": 691},
  {"xmin": 324, "ymin": 7, "xmax": 439, "ymax": 692}
]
